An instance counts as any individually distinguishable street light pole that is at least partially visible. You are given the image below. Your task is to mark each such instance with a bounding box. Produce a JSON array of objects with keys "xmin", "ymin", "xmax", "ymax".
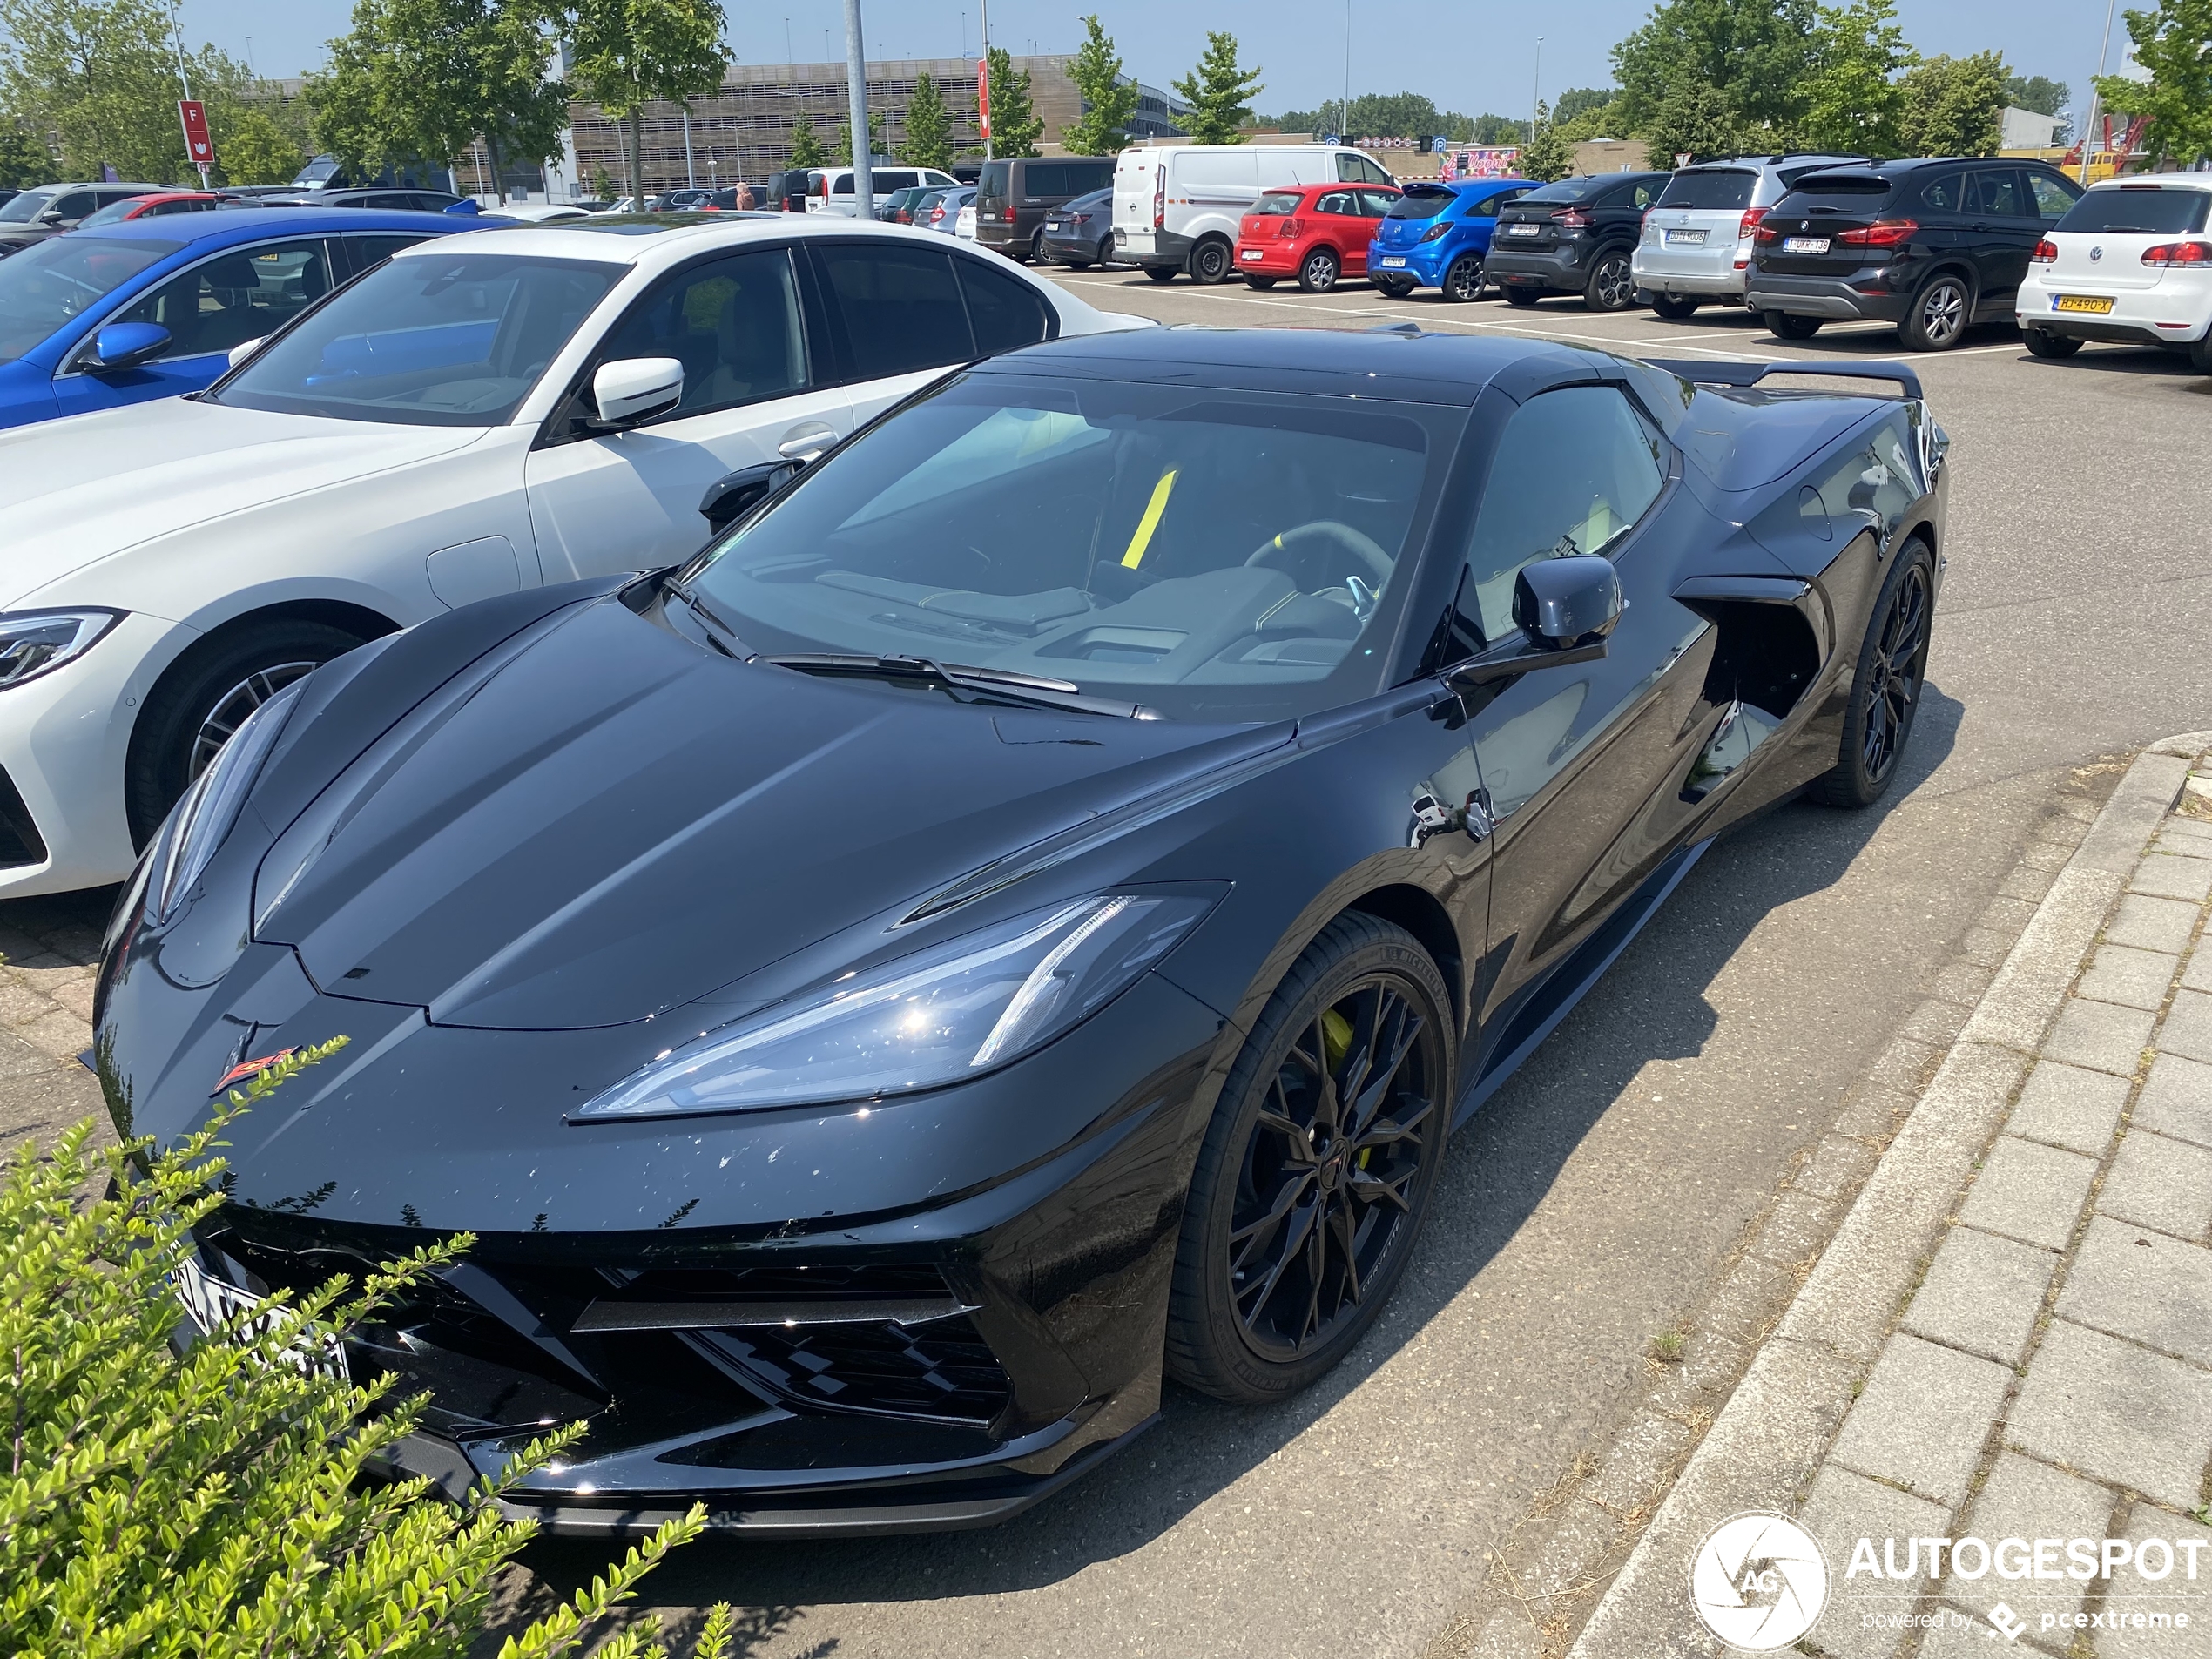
[
  {"xmin": 2080, "ymin": 0, "xmax": 2119, "ymax": 185},
  {"xmin": 683, "ymin": 108, "xmax": 695, "ymax": 189},
  {"xmin": 1341, "ymin": 0, "xmax": 1352, "ymax": 142},
  {"xmin": 843, "ymin": 0, "xmax": 873, "ymax": 216},
  {"xmin": 980, "ymin": 0, "xmax": 993, "ymax": 160},
  {"xmin": 1531, "ymin": 37, "xmax": 1543, "ymax": 146}
]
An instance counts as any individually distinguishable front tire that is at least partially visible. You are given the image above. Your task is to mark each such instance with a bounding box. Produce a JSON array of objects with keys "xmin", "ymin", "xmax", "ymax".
[
  {"xmin": 125, "ymin": 618, "xmax": 369, "ymax": 848},
  {"xmin": 1900, "ymin": 273, "xmax": 1972, "ymax": 351},
  {"xmin": 1766, "ymin": 311, "xmax": 1824, "ymax": 340},
  {"xmin": 1583, "ymin": 248, "xmax": 1636, "ymax": 310},
  {"xmin": 1189, "ymin": 236, "xmax": 1233, "ymax": 285},
  {"xmin": 1649, "ymin": 293, "xmax": 1701, "ymax": 321},
  {"xmin": 1298, "ymin": 246, "xmax": 1340, "ymax": 293},
  {"xmin": 2023, "ymin": 327, "xmax": 2081, "ymax": 359},
  {"xmin": 1814, "ymin": 541, "xmax": 1934, "ymax": 810},
  {"xmin": 1441, "ymin": 253, "xmax": 1484, "ymax": 303},
  {"xmin": 1167, "ymin": 913, "xmax": 1453, "ymax": 1404}
]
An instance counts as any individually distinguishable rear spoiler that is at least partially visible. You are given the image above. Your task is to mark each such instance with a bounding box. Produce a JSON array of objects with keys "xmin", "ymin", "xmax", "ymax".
[{"xmin": 1644, "ymin": 358, "xmax": 1923, "ymax": 401}]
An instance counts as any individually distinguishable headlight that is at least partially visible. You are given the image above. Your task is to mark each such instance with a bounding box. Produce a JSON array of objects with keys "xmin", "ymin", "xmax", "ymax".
[
  {"xmin": 146, "ymin": 676, "xmax": 307, "ymax": 924},
  {"xmin": 0, "ymin": 610, "xmax": 123, "ymax": 690},
  {"xmin": 573, "ymin": 891, "xmax": 1217, "ymax": 1122}
]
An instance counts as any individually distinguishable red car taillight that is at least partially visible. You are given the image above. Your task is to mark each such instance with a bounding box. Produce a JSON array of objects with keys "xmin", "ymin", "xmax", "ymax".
[
  {"xmin": 1420, "ymin": 222, "xmax": 1451, "ymax": 242},
  {"xmin": 1754, "ymin": 221, "xmax": 1782, "ymax": 244},
  {"xmin": 1838, "ymin": 219, "xmax": 1917, "ymax": 247},
  {"xmin": 1279, "ymin": 217, "xmax": 1303, "ymax": 238},
  {"xmin": 1554, "ymin": 208, "xmax": 1592, "ymax": 229},
  {"xmin": 1738, "ymin": 205, "xmax": 1768, "ymax": 239},
  {"xmin": 2142, "ymin": 239, "xmax": 2212, "ymax": 266},
  {"xmin": 1153, "ymin": 177, "xmax": 1164, "ymax": 230},
  {"xmin": 2031, "ymin": 238, "xmax": 2058, "ymax": 263}
]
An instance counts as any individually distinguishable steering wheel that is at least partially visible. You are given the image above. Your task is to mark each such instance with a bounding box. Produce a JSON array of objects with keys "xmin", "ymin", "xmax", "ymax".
[{"xmin": 1244, "ymin": 520, "xmax": 1393, "ymax": 590}]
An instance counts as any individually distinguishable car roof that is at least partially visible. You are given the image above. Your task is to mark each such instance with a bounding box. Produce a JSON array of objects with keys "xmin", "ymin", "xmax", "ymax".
[
  {"xmin": 2083, "ymin": 174, "xmax": 2212, "ymax": 192},
  {"xmin": 67, "ymin": 206, "xmax": 475, "ymax": 244},
  {"xmin": 388, "ymin": 212, "xmax": 1022, "ymax": 270}
]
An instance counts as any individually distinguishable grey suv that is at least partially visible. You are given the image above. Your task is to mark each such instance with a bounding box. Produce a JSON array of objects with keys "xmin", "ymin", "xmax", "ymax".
[
  {"xmin": 1634, "ymin": 155, "xmax": 1867, "ymax": 320},
  {"xmin": 0, "ymin": 181, "xmax": 167, "ymax": 259}
]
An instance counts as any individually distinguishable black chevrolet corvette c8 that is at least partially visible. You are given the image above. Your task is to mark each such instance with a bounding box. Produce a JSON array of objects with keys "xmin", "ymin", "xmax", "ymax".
[{"xmin": 97, "ymin": 326, "xmax": 1947, "ymax": 1538}]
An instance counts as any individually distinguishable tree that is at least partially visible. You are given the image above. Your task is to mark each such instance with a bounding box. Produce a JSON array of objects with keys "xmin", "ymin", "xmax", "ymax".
[
  {"xmin": 2094, "ymin": 0, "xmax": 2212, "ymax": 169},
  {"xmin": 834, "ymin": 108, "xmax": 885, "ymax": 165},
  {"xmin": 786, "ymin": 111, "xmax": 825, "ymax": 168},
  {"xmin": 1173, "ymin": 30, "xmax": 1264, "ymax": 145},
  {"xmin": 1799, "ymin": 0, "xmax": 1914, "ymax": 158},
  {"xmin": 1611, "ymin": 0, "xmax": 1822, "ymax": 138},
  {"xmin": 214, "ymin": 105, "xmax": 303, "ymax": 183},
  {"xmin": 1062, "ymin": 14, "xmax": 1136, "ymax": 154},
  {"xmin": 2006, "ymin": 73, "xmax": 2069, "ymax": 118},
  {"xmin": 1519, "ymin": 103, "xmax": 1575, "ymax": 180},
  {"xmin": 900, "ymin": 69, "xmax": 954, "ymax": 168},
  {"xmin": 1553, "ymin": 86, "xmax": 1617, "ymax": 125},
  {"xmin": 1640, "ymin": 78, "xmax": 1764, "ymax": 167},
  {"xmin": 1898, "ymin": 50, "xmax": 2009, "ymax": 156},
  {"xmin": 0, "ymin": 125, "xmax": 55, "ymax": 187},
  {"xmin": 983, "ymin": 45, "xmax": 1043, "ymax": 157},
  {"xmin": 568, "ymin": 0, "xmax": 729, "ymax": 204}
]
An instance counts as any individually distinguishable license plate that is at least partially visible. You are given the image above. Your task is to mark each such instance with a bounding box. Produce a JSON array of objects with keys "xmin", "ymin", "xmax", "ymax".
[
  {"xmin": 1663, "ymin": 228, "xmax": 1707, "ymax": 246},
  {"xmin": 1505, "ymin": 223, "xmax": 1541, "ymax": 237},
  {"xmin": 1240, "ymin": 248, "xmax": 1263, "ymax": 261},
  {"xmin": 1783, "ymin": 236, "xmax": 1831, "ymax": 254},
  {"xmin": 1045, "ymin": 221, "xmax": 1064, "ymax": 233},
  {"xmin": 172, "ymin": 1256, "xmax": 349, "ymax": 1381},
  {"xmin": 2054, "ymin": 293, "xmax": 2114, "ymax": 314},
  {"xmin": 1379, "ymin": 255, "xmax": 1406, "ymax": 267}
]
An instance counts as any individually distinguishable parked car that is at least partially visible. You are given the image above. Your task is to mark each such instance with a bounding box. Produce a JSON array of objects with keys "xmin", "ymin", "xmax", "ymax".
[
  {"xmin": 262, "ymin": 185, "xmax": 472, "ymax": 213},
  {"xmin": 661, "ymin": 188, "xmax": 716, "ymax": 211},
  {"xmin": 1040, "ymin": 187, "xmax": 1119, "ymax": 268},
  {"xmin": 100, "ymin": 329, "xmax": 1948, "ymax": 1537},
  {"xmin": 1747, "ymin": 158, "xmax": 2084, "ymax": 348},
  {"xmin": 0, "ymin": 182, "xmax": 168, "ymax": 258},
  {"xmin": 482, "ymin": 203, "xmax": 593, "ymax": 223},
  {"xmin": 763, "ymin": 169, "xmax": 812, "ymax": 212},
  {"xmin": 916, "ymin": 185, "xmax": 973, "ymax": 235},
  {"xmin": 1113, "ymin": 144, "xmax": 1397, "ymax": 283},
  {"xmin": 0, "ymin": 206, "xmax": 466, "ymax": 432},
  {"xmin": 955, "ymin": 199, "xmax": 978, "ymax": 241},
  {"xmin": 0, "ymin": 217, "xmax": 1150, "ymax": 893},
  {"xmin": 1366, "ymin": 177, "xmax": 1536, "ymax": 301},
  {"xmin": 2016, "ymin": 176, "xmax": 2212, "ymax": 370},
  {"xmin": 802, "ymin": 166, "xmax": 961, "ymax": 219},
  {"xmin": 1486, "ymin": 172, "xmax": 1670, "ymax": 310},
  {"xmin": 875, "ymin": 185, "xmax": 934, "ymax": 223},
  {"xmin": 974, "ymin": 156, "xmax": 1116, "ymax": 262},
  {"xmin": 1634, "ymin": 155, "xmax": 1868, "ymax": 320},
  {"xmin": 1234, "ymin": 182, "xmax": 1399, "ymax": 293},
  {"xmin": 78, "ymin": 191, "xmax": 223, "ymax": 226}
]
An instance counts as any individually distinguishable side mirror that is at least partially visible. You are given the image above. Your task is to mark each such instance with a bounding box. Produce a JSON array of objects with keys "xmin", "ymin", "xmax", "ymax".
[
  {"xmin": 227, "ymin": 335, "xmax": 266, "ymax": 369},
  {"xmin": 38, "ymin": 209, "xmax": 66, "ymax": 226},
  {"xmin": 1513, "ymin": 554, "xmax": 1623, "ymax": 648},
  {"xmin": 698, "ymin": 460, "xmax": 800, "ymax": 534},
  {"xmin": 590, "ymin": 356, "xmax": 684, "ymax": 428},
  {"xmin": 86, "ymin": 321, "xmax": 171, "ymax": 371}
]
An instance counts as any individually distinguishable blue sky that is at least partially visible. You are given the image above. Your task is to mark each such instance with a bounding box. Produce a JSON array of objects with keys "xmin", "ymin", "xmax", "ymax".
[{"xmin": 184, "ymin": 0, "xmax": 2114, "ymax": 126}]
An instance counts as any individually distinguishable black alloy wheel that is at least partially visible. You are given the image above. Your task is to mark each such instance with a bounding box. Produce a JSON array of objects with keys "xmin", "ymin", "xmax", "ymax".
[
  {"xmin": 1028, "ymin": 227, "xmax": 1047, "ymax": 264},
  {"xmin": 1145, "ymin": 265, "xmax": 1179, "ymax": 282},
  {"xmin": 1767, "ymin": 311, "xmax": 1824, "ymax": 340},
  {"xmin": 1649, "ymin": 293, "xmax": 1701, "ymax": 321},
  {"xmin": 1190, "ymin": 237, "xmax": 1232, "ymax": 284},
  {"xmin": 2023, "ymin": 327, "xmax": 2081, "ymax": 359},
  {"xmin": 1169, "ymin": 913, "xmax": 1453, "ymax": 1403},
  {"xmin": 1502, "ymin": 286, "xmax": 1542, "ymax": 307},
  {"xmin": 1584, "ymin": 248, "xmax": 1636, "ymax": 310},
  {"xmin": 1901, "ymin": 273, "xmax": 1971, "ymax": 351},
  {"xmin": 1441, "ymin": 253, "xmax": 1484, "ymax": 303},
  {"xmin": 1298, "ymin": 246, "xmax": 1340, "ymax": 293},
  {"xmin": 1816, "ymin": 542, "xmax": 1933, "ymax": 809}
]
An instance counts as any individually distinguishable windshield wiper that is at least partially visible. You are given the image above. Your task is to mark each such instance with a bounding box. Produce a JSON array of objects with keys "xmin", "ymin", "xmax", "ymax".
[
  {"xmin": 666, "ymin": 583, "xmax": 751, "ymax": 658},
  {"xmin": 761, "ymin": 654, "xmax": 1160, "ymax": 719}
]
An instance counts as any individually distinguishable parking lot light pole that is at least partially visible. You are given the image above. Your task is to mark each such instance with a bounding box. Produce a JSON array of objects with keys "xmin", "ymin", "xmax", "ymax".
[
  {"xmin": 844, "ymin": 0, "xmax": 873, "ymax": 217},
  {"xmin": 683, "ymin": 108, "xmax": 695, "ymax": 189},
  {"xmin": 1531, "ymin": 37, "xmax": 1543, "ymax": 146},
  {"xmin": 2080, "ymin": 0, "xmax": 2119, "ymax": 185}
]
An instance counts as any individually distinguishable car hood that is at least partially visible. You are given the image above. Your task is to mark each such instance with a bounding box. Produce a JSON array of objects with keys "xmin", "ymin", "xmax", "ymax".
[
  {"xmin": 0, "ymin": 398, "xmax": 489, "ymax": 606},
  {"xmin": 250, "ymin": 593, "xmax": 1280, "ymax": 1031}
]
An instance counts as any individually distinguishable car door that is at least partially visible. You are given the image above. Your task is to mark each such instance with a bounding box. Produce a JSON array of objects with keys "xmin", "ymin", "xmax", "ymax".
[
  {"xmin": 1351, "ymin": 188, "xmax": 1400, "ymax": 273},
  {"xmin": 1447, "ymin": 381, "xmax": 1715, "ymax": 1066},
  {"xmin": 51, "ymin": 235, "xmax": 336, "ymax": 419},
  {"xmin": 1964, "ymin": 165, "xmax": 2040, "ymax": 314},
  {"xmin": 524, "ymin": 243, "xmax": 853, "ymax": 581}
]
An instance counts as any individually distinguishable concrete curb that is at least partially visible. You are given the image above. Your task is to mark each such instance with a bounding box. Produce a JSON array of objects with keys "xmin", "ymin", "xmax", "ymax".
[{"xmin": 1567, "ymin": 738, "xmax": 2202, "ymax": 1659}]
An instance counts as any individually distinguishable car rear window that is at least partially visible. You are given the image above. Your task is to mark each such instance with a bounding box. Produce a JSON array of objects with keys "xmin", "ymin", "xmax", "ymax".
[
  {"xmin": 1252, "ymin": 191, "xmax": 1304, "ymax": 216},
  {"xmin": 1656, "ymin": 169, "xmax": 1755, "ymax": 211},
  {"xmin": 1517, "ymin": 178, "xmax": 1598, "ymax": 204},
  {"xmin": 1385, "ymin": 188, "xmax": 1453, "ymax": 220},
  {"xmin": 1788, "ymin": 172, "xmax": 1894, "ymax": 197},
  {"xmin": 2055, "ymin": 185, "xmax": 2211, "ymax": 236}
]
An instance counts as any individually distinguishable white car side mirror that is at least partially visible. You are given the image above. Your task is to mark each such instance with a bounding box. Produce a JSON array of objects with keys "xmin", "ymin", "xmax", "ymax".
[
  {"xmin": 227, "ymin": 336, "xmax": 266, "ymax": 369},
  {"xmin": 592, "ymin": 356, "xmax": 684, "ymax": 427}
]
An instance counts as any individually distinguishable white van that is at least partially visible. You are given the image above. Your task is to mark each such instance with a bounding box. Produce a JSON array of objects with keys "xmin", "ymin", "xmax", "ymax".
[
  {"xmin": 804, "ymin": 165, "xmax": 961, "ymax": 219},
  {"xmin": 1112, "ymin": 145, "xmax": 1396, "ymax": 282}
]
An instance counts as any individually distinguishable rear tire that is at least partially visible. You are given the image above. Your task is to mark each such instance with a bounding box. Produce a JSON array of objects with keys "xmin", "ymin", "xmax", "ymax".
[
  {"xmin": 1190, "ymin": 236, "xmax": 1233, "ymax": 284},
  {"xmin": 1098, "ymin": 234, "xmax": 1116, "ymax": 267},
  {"xmin": 1582, "ymin": 248, "xmax": 1636, "ymax": 311},
  {"xmin": 1441, "ymin": 254, "xmax": 1484, "ymax": 303},
  {"xmin": 1813, "ymin": 541, "xmax": 1934, "ymax": 810},
  {"xmin": 1766, "ymin": 310, "xmax": 1824, "ymax": 340},
  {"xmin": 1501, "ymin": 286, "xmax": 1541, "ymax": 307},
  {"xmin": 1028, "ymin": 228, "xmax": 1046, "ymax": 264},
  {"xmin": 1649, "ymin": 293, "xmax": 1702, "ymax": 321},
  {"xmin": 1899, "ymin": 273, "xmax": 1972, "ymax": 351},
  {"xmin": 2194, "ymin": 334, "xmax": 2212, "ymax": 374},
  {"xmin": 2023, "ymin": 327, "xmax": 2080, "ymax": 359},
  {"xmin": 1298, "ymin": 247, "xmax": 1340, "ymax": 293},
  {"xmin": 1167, "ymin": 913, "xmax": 1453, "ymax": 1405}
]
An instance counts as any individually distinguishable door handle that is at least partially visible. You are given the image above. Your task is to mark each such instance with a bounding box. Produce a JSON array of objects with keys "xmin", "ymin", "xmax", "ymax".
[{"xmin": 777, "ymin": 421, "xmax": 837, "ymax": 463}]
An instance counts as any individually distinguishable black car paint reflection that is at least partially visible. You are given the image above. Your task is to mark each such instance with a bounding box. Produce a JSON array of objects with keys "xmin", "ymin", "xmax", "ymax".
[{"xmin": 97, "ymin": 327, "xmax": 1946, "ymax": 1536}]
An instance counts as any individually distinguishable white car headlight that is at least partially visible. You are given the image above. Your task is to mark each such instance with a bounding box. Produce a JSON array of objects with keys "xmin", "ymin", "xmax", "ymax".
[
  {"xmin": 146, "ymin": 677, "xmax": 307, "ymax": 924},
  {"xmin": 0, "ymin": 610, "xmax": 123, "ymax": 690},
  {"xmin": 572, "ymin": 891, "xmax": 1217, "ymax": 1122}
]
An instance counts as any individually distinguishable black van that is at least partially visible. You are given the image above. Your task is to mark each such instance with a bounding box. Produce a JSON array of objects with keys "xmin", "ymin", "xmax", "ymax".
[{"xmin": 974, "ymin": 156, "xmax": 1117, "ymax": 260}]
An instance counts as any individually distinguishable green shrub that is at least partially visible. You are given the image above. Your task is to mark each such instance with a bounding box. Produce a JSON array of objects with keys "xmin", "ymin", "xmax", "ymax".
[{"xmin": 1, "ymin": 1042, "xmax": 728, "ymax": 1658}]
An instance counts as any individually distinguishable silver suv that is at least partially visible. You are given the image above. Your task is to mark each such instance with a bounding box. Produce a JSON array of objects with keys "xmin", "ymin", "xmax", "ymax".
[{"xmin": 1634, "ymin": 155, "xmax": 1866, "ymax": 320}]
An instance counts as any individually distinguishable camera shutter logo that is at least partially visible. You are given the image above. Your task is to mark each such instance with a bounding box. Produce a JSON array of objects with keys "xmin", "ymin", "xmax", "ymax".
[{"xmin": 1689, "ymin": 1513, "xmax": 1830, "ymax": 1650}]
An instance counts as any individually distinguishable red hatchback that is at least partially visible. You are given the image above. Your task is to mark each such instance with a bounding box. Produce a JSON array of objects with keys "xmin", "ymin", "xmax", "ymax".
[{"xmin": 1236, "ymin": 183, "xmax": 1400, "ymax": 292}]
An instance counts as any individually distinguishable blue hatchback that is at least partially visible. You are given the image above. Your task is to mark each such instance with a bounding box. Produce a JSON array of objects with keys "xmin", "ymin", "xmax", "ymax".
[
  {"xmin": 0, "ymin": 206, "xmax": 472, "ymax": 430},
  {"xmin": 1366, "ymin": 178, "xmax": 1538, "ymax": 302}
]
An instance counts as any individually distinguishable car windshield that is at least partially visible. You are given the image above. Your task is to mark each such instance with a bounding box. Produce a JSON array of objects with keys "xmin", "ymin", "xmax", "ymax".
[
  {"xmin": 1384, "ymin": 188, "xmax": 1453, "ymax": 220},
  {"xmin": 1656, "ymin": 169, "xmax": 1755, "ymax": 210},
  {"xmin": 0, "ymin": 235, "xmax": 183, "ymax": 363},
  {"xmin": 2055, "ymin": 186, "xmax": 2210, "ymax": 236},
  {"xmin": 211, "ymin": 250, "xmax": 622, "ymax": 425},
  {"xmin": 0, "ymin": 190, "xmax": 56, "ymax": 223},
  {"xmin": 680, "ymin": 374, "xmax": 1457, "ymax": 724},
  {"xmin": 1252, "ymin": 191, "xmax": 1305, "ymax": 216}
]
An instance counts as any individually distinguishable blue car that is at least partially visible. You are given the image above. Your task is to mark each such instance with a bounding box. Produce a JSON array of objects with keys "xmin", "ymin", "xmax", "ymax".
[
  {"xmin": 0, "ymin": 206, "xmax": 471, "ymax": 430},
  {"xmin": 1366, "ymin": 178, "xmax": 1538, "ymax": 302}
]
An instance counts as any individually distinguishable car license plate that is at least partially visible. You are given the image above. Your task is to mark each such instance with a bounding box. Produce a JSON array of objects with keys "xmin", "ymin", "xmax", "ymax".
[
  {"xmin": 1663, "ymin": 228, "xmax": 1707, "ymax": 246},
  {"xmin": 1783, "ymin": 236, "xmax": 1831, "ymax": 253},
  {"xmin": 172, "ymin": 1256, "xmax": 349, "ymax": 1381},
  {"xmin": 1379, "ymin": 255, "xmax": 1406, "ymax": 267},
  {"xmin": 1240, "ymin": 248, "xmax": 1263, "ymax": 261},
  {"xmin": 1505, "ymin": 223, "xmax": 1541, "ymax": 237},
  {"xmin": 2054, "ymin": 293, "xmax": 2114, "ymax": 314},
  {"xmin": 1045, "ymin": 221, "xmax": 1064, "ymax": 233}
]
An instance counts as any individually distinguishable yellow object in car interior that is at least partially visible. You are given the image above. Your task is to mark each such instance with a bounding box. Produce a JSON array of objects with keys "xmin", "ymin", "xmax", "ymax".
[{"xmin": 1121, "ymin": 469, "xmax": 1178, "ymax": 568}]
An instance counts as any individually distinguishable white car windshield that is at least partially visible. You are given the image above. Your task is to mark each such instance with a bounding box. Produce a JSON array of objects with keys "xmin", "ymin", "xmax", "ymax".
[
  {"xmin": 211, "ymin": 249, "xmax": 622, "ymax": 425},
  {"xmin": 0, "ymin": 235, "xmax": 183, "ymax": 364}
]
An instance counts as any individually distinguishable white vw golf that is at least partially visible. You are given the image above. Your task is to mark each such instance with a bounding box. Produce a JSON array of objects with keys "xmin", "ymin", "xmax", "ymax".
[
  {"xmin": 0, "ymin": 215, "xmax": 1147, "ymax": 894},
  {"xmin": 2018, "ymin": 175, "xmax": 2212, "ymax": 369}
]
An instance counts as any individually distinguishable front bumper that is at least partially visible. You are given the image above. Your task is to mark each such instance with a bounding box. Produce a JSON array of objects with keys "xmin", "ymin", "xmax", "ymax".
[
  {"xmin": 1744, "ymin": 272, "xmax": 1906, "ymax": 322},
  {"xmin": 2016, "ymin": 275, "xmax": 2210, "ymax": 346}
]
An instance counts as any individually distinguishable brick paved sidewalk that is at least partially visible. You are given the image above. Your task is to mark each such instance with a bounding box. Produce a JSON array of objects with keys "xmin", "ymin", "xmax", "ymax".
[
  {"xmin": 0, "ymin": 892, "xmax": 115, "ymax": 1149},
  {"xmin": 1573, "ymin": 738, "xmax": 2212, "ymax": 1659}
]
